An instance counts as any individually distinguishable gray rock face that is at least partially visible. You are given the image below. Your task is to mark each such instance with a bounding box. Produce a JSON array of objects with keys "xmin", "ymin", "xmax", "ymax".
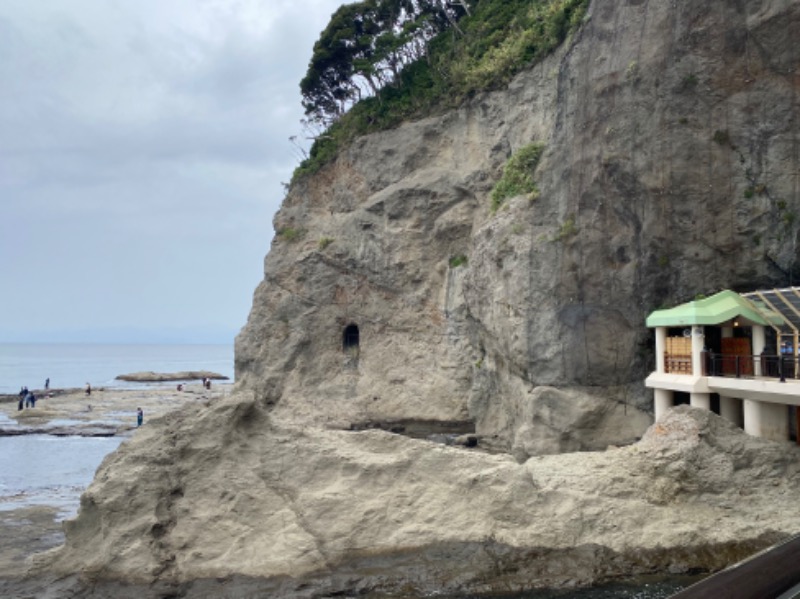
[
  {"xmin": 237, "ymin": 0, "xmax": 800, "ymax": 452},
  {"xmin": 27, "ymin": 1, "xmax": 800, "ymax": 596},
  {"xmin": 33, "ymin": 401, "xmax": 800, "ymax": 597},
  {"xmin": 510, "ymin": 386, "xmax": 652, "ymax": 461}
]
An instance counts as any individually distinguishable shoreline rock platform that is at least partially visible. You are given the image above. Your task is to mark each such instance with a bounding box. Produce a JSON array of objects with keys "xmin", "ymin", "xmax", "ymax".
[
  {"xmin": 0, "ymin": 384, "xmax": 231, "ymax": 437},
  {"xmin": 115, "ymin": 371, "xmax": 229, "ymax": 383}
]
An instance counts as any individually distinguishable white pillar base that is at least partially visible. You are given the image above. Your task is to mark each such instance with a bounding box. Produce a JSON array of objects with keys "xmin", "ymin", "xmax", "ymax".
[
  {"xmin": 744, "ymin": 399, "xmax": 789, "ymax": 442},
  {"xmin": 690, "ymin": 392, "xmax": 711, "ymax": 410},
  {"xmin": 719, "ymin": 395, "xmax": 743, "ymax": 428},
  {"xmin": 654, "ymin": 388, "xmax": 674, "ymax": 422}
]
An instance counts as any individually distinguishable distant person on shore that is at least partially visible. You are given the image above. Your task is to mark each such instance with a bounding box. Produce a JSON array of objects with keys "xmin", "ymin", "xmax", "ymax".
[
  {"xmin": 24, "ymin": 391, "xmax": 36, "ymax": 408},
  {"xmin": 18, "ymin": 387, "xmax": 25, "ymax": 411},
  {"xmin": 136, "ymin": 407, "xmax": 143, "ymax": 427},
  {"xmin": 204, "ymin": 378, "xmax": 211, "ymax": 390},
  {"xmin": 85, "ymin": 382, "xmax": 91, "ymax": 396},
  {"xmin": 177, "ymin": 383, "xmax": 184, "ymax": 392},
  {"xmin": 45, "ymin": 377, "xmax": 50, "ymax": 390}
]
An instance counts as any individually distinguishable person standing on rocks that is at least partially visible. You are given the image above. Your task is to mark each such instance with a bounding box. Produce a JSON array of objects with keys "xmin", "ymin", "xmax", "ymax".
[
  {"xmin": 45, "ymin": 377, "xmax": 49, "ymax": 390},
  {"xmin": 85, "ymin": 382, "xmax": 91, "ymax": 396},
  {"xmin": 137, "ymin": 407, "xmax": 143, "ymax": 427}
]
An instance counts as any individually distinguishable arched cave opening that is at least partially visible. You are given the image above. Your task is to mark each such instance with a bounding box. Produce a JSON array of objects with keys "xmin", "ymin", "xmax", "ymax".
[{"xmin": 343, "ymin": 324, "xmax": 360, "ymax": 351}]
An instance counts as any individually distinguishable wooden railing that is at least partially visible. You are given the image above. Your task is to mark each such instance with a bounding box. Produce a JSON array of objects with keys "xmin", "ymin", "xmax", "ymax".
[
  {"xmin": 664, "ymin": 354, "xmax": 692, "ymax": 374},
  {"xmin": 670, "ymin": 533, "xmax": 800, "ymax": 599}
]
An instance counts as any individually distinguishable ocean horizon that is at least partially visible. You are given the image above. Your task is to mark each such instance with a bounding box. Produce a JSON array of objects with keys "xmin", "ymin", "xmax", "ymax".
[{"xmin": 0, "ymin": 343, "xmax": 234, "ymax": 394}]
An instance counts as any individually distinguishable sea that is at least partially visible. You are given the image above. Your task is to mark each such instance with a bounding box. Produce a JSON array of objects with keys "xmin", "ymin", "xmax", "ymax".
[
  {"xmin": 0, "ymin": 344, "xmax": 696, "ymax": 597},
  {"xmin": 0, "ymin": 343, "xmax": 233, "ymax": 514},
  {"xmin": 0, "ymin": 342, "xmax": 234, "ymax": 394}
]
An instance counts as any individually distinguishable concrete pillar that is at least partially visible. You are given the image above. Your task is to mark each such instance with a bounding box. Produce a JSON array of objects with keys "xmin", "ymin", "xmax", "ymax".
[
  {"xmin": 691, "ymin": 325, "xmax": 705, "ymax": 376},
  {"xmin": 752, "ymin": 325, "xmax": 766, "ymax": 376},
  {"xmin": 719, "ymin": 395, "xmax": 744, "ymax": 428},
  {"xmin": 744, "ymin": 399, "xmax": 789, "ymax": 442},
  {"xmin": 752, "ymin": 326, "xmax": 766, "ymax": 354},
  {"xmin": 654, "ymin": 388, "xmax": 674, "ymax": 422},
  {"xmin": 690, "ymin": 392, "xmax": 711, "ymax": 410},
  {"xmin": 655, "ymin": 327, "xmax": 667, "ymax": 374}
]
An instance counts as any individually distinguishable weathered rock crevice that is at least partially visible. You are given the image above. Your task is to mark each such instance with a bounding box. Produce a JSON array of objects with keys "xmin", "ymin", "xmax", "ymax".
[{"xmin": 27, "ymin": 0, "xmax": 800, "ymax": 595}]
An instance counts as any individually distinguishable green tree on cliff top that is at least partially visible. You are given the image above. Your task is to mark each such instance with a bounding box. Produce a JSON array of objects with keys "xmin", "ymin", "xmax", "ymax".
[
  {"xmin": 295, "ymin": 0, "xmax": 588, "ymax": 180},
  {"xmin": 300, "ymin": 0, "xmax": 470, "ymax": 127}
]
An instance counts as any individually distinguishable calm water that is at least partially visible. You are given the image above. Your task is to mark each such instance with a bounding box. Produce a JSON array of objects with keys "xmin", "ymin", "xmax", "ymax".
[
  {"xmin": 0, "ymin": 343, "xmax": 232, "ymax": 514},
  {"xmin": 0, "ymin": 343, "xmax": 234, "ymax": 393},
  {"xmin": 0, "ymin": 434, "xmax": 124, "ymax": 516}
]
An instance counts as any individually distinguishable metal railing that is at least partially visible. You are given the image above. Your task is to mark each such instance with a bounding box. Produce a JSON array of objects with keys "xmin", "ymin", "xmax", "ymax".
[{"xmin": 702, "ymin": 351, "xmax": 798, "ymax": 381}]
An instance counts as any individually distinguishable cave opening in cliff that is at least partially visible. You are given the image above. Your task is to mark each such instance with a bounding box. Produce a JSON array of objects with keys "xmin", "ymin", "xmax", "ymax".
[{"xmin": 343, "ymin": 324, "xmax": 360, "ymax": 350}]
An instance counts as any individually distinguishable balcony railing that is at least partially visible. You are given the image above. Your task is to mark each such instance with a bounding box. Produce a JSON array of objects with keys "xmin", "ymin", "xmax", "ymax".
[{"xmin": 702, "ymin": 351, "xmax": 798, "ymax": 381}]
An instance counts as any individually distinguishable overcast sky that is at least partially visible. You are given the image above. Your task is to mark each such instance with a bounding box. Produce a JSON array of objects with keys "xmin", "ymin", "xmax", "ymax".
[{"xmin": 0, "ymin": 0, "xmax": 344, "ymax": 344}]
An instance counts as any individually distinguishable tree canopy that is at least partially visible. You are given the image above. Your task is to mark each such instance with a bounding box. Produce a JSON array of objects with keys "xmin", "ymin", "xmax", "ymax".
[
  {"xmin": 300, "ymin": 0, "xmax": 470, "ymax": 127},
  {"xmin": 294, "ymin": 0, "xmax": 589, "ymax": 182}
]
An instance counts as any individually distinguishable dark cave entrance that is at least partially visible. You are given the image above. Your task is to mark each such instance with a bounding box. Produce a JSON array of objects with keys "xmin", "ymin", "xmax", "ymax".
[{"xmin": 343, "ymin": 324, "xmax": 360, "ymax": 351}]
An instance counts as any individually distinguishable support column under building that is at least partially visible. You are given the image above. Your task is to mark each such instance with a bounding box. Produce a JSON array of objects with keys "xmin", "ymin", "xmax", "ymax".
[
  {"xmin": 719, "ymin": 395, "xmax": 743, "ymax": 428},
  {"xmin": 690, "ymin": 392, "xmax": 711, "ymax": 410},
  {"xmin": 654, "ymin": 388, "xmax": 674, "ymax": 422},
  {"xmin": 744, "ymin": 399, "xmax": 789, "ymax": 442}
]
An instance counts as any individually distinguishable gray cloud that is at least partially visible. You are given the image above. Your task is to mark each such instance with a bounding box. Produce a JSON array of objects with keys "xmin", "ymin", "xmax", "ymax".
[{"xmin": 0, "ymin": 0, "xmax": 343, "ymax": 343}]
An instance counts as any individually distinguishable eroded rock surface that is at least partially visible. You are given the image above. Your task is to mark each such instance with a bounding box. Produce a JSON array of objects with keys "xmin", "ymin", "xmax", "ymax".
[
  {"xmin": 236, "ymin": 0, "xmax": 800, "ymax": 453},
  {"xmin": 23, "ymin": 0, "xmax": 800, "ymax": 595},
  {"xmin": 30, "ymin": 402, "xmax": 800, "ymax": 597}
]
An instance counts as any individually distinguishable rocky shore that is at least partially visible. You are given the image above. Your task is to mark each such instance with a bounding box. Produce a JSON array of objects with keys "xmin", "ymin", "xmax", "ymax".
[
  {"xmin": 3, "ymin": 0, "xmax": 799, "ymax": 595},
  {"xmin": 1, "ymin": 402, "xmax": 793, "ymax": 598},
  {"xmin": 115, "ymin": 371, "xmax": 229, "ymax": 383},
  {"xmin": 0, "ymin": 384, "xmax": 229, "ymax": 437},
  {"xmin": 0, "ymin": 384, "xmax": 233, "ymax": 598}
]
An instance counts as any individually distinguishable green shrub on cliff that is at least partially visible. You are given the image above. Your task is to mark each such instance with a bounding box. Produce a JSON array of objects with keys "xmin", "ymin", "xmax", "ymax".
[
  {"xmin": 293, "ymin": 0, "xmax": 588, "ymax": 182},
  {"xmin": 491, "ymin": 142, "xmax": 544, "ymax": 211}
]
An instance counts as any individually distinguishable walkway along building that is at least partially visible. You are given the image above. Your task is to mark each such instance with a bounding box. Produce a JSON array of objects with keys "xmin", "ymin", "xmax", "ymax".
[{"xmin": 645, "ymin": 289, "xmax": 800, "ymax": 443}]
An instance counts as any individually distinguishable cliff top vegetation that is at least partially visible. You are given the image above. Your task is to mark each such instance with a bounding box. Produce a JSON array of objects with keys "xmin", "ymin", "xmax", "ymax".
[{"xmin": 293, "ymin": 0, "xmax": 589, "ymax": 182}]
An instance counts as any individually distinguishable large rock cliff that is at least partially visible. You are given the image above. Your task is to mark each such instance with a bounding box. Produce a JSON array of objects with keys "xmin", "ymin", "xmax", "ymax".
[
  {"xmin": 236, "ymin": 0, "xmax": 800, "ymax": 455},
  {"xmin": 24, "ymin": 0, "xmax": 800, "ymax": 596}
]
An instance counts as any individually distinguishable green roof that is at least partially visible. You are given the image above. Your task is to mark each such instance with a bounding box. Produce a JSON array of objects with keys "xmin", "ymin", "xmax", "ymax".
[{"xmin": 646, "ymin": 290, "xmax": 786, "ymax": 328}]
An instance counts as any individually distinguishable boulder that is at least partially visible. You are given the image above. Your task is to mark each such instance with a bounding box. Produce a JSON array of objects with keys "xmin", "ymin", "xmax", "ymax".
[{"xmin": 511, "ymin": 386, "xmax": 652, "ymax": 461}]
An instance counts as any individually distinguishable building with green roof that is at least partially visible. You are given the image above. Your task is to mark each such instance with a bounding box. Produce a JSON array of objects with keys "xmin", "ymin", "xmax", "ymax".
[{"xmin": 645, "ymin": 288, "xmax": 800, "ymax": 444}]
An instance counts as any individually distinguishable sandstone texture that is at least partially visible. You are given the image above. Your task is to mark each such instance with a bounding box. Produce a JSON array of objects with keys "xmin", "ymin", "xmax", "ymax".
[
  {"xmin": 29, "ymin": 403, "xmax": 800, "ymax": 597},
  {"xmin": 236, "ymin": 0, "xmax": 800, "ymax": 454},
  {"xmin": 22, "ymin": 0, "xmax": 800, "ymax": 596}
]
